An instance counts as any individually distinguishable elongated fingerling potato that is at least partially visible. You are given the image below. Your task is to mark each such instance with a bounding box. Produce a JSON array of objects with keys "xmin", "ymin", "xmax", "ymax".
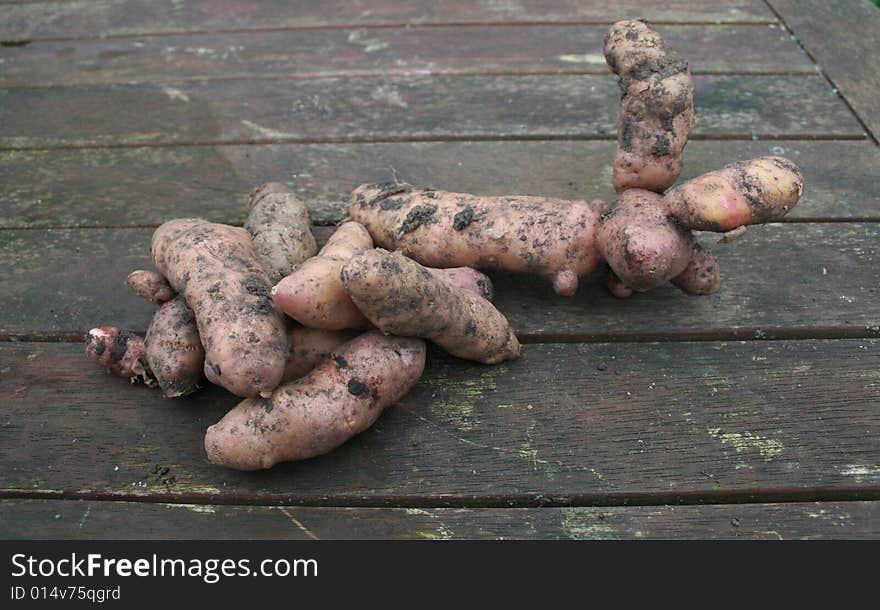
[
  {"xmin": 664, "ymin": 156, "xmax": 804, "ymax": 232},
  {"xmin": 349, "ymin": 182, "xmax": 607, "ymax": 296},
  {"xmin": 145, "ymin": 296, "xmax": 205, "ymax": 397},
  {"xmin": 205, "ymin": 332, "xmax": 426, "ymax": 470},
  {"xmin": 271, "ymin": 221, "xmax": 373, "ymax": 330},
  {"xmin": 245, "ymin": 182, "xmax": 318, "ymax": 284},
  {"xmin": 341, "ymin": 249, "xmax": 520, "ymax": 364},
  {"xmin": 152, "ymin": 218, "xmax": 288, "ymax": 398}
]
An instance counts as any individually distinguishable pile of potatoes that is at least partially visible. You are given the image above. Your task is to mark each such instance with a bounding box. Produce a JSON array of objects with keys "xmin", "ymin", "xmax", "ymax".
[{"xmin": 86, "ymin": 21, "xmax": 804, "ymax": 471}]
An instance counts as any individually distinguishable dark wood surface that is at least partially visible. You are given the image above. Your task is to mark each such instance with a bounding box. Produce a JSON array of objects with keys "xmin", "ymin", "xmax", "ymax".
[
  {"xmin": 0, "ymin": 24, "xmax": 812, "ymax": 87},
  {"xmin": 3, "ymin": 223, "xmax": 879, "ymax": 341},
  {"xmin": 3, "ymin": 500, "xmax": 877, "ymax": 539},
  {"xmin": 0, "ymin": 74, "xmax": 862, "ymax": 150},
  {"xmin": 768, "ymin": 0, "xmax": 880, "ymax": 141},
  {"xmin": 2, "ymin": 140, "xmax": 878, "ymax": 229},
  {"xmin": 1, "ymin": 1, "xmax": 777, "ymax": 41},
  {"xmin": 2, "ymin": 340, "xmax": 878, "ymax": 505},
  {"xmin": 1, "ymin": 0, "xmax": 877, "ymax": 539}
]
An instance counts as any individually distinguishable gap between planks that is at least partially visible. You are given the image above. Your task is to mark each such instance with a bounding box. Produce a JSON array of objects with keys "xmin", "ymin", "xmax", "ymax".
[
  {"xmin": 1, "ymin": 487, "xmax": 877, "ymax": 509},
  {"xmin": 0, "ymin": 70, "xmax": 820, "ymax": 91},
  {"xmin": 0, "ymin": 133, "xmax": 867, "ymax": 154},
  {"xmin": 762, "ymin": 0, "xmax": 879, "ymax": 146},
  {"xmin": 0, "ymin": 20, "xmax": 784, "ymax": 45},
  {"xmin": 4, "ymin": 326, "xmax": 880, "ymax": 344}
]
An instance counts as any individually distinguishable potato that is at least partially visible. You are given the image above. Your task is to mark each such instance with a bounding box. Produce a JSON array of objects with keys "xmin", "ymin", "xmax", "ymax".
[
  {"xmin": 430, "ymin": 266, "xmax": 494, "ymax": 301},
  {"xmin": 596, "ymin": 189, "xmax": 693, "ymax": 291},
  {"xmin": 341, "ymin": 249, "xmax": 520, "ymax": 364},
  {"xmin": 151, "ymin": 218, "xmax": 288, "ymax": 398},
  {"xmin": 670, "ymin": 243, "xmax": 721, "ymax": 296},
  {"xmin": 205, "ymin": 331, "xmax": 426, "ymax": 470},
  {"xmin": 664, "ymin": 157, "xmax": 805, "ymax": 232},
  {"xmin": 271, "ymin": 221, "xmax": 373, "ymax": 330},
  {"xmin": 85, "ymin": 326, "xmax": 153, "ymax": 385},
  {"xmin": 282, "ymin": 324, "xmax": 359, "ymax": 382},
  {"xmin": 245, "ymin": 182, "xmax": 318, "ymax": 284},
  {"xmin": 349, "ymin": 182, "xmax": 607, "ymax": 296},
  {"xmin": 604, "ymin": 20, "xmax": 695, "ymax": 194},
  {"xmin": 144, "ymin": 296, "xmax": 205, "ymax": 398},
  {"xmin": 127, "ymin": 269, "xmax": 174, "ymax": 304}
]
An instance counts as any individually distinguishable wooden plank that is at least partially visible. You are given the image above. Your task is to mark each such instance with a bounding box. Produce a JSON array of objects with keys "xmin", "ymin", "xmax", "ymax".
[
  {"xmin": 769, "ymin": 0, "xmax": 880, "ymax": 141},
  {"xmin": 1, "ymin": 499, "xmax": 877, "ymax": 539},
  {"xmin": 1, "ymin": 140, "xmax": 876, "ymax": 229},
  {"xmin": 0, "ymin": 1, "xmax": 778, "ymax": 41},
  {"xmin": 1, "ymin": 223, "xmax": 878, "ymax": 340},
  {"xmin": 0, "ymin": 24, "xmax": 812, "ymax": 88},
  {"xmin": 0, "ymin": 74, "xmax": 862, "ymax": 150},
  {"xmin": 1, "ymin": 340, "xmax": 878, "ymax": 503}
]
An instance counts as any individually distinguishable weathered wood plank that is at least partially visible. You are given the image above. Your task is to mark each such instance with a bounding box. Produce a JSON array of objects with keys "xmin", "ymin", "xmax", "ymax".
[
  {"xmin": 1, "ymin": 340, "xmax": 878, "ymax": 503},
  {"xmin": 0, "ymin": 75, "xmax": 861, "ymax": 150},
  {"xmin": 1, "ymin": 499, "xmax": 877, "ymax": 539},
  {"xmin": 1, "ymin": 223, "xmax": 877, "ymax": 339},
  {"xmin": 0, "ymin": 1, "xmax": 778, "ymax": 41},
  {"xmin": 769, "ymin": 0, "xmax": 880, "ymax": 141},
  {"xmin": 0, "ymin": 24, "xmax": 811, "ymax": 88},
  {"xmin": 1, "ymin": 140, "xmax": 875, "ymax": 229}
]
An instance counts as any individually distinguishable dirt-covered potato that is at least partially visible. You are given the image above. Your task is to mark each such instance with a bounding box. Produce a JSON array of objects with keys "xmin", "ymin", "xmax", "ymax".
[
  {"xmin": 205, "ymin": 332, "xmax": 426, "ymax": 470},
  {"xmin": 349, "ymin": 182, "xmax": 607, "ymax": 296},
  {"xmin": 85, "ymin": 326, "xmax": 154, "ymax": 385},
  {"xmin": 596, "ymin": 189, "xmax": 693, "ymax": 291},
  {"xmin": 127, "ymin": 269, "xmax": 174, "ymax": 304},
  {"xmin": 341, "ymin": 249, "xmax": 520, "ymax": 364},
  {"xmin": 604, "ymin": 19, "xmax": 695, "ymax": 194},
  {"xmin": 245, "ymin": 182, "xmax": 318, "ymax": 284},
  {"xmin": 144, "ymin": 296, "xmax": 205, "ymax": 398},
  {"xmin": 151, "ymin": 218, "xmax": 288, "ymax": 398},
  {"xmin": 664, "ymin": 157, "xmax": 805, "ymax": 232}
]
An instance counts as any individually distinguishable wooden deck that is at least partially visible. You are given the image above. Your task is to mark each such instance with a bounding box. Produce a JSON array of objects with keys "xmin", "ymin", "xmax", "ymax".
[{"xmin": 1, "ymin": 0, "xmax": 878, "ymax": 539}]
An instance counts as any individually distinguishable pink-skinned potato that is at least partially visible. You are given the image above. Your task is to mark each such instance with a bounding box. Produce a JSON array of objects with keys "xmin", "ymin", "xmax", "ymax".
[
  {"xmin": 341, "ymin": 249, "xmax": 520, "ymax": 364},
  {"xmin": 604, "ymin": 20, "xmax": 695, "ymax": 194},
  {"xmin": 145, "ymin": 296, "xmax": 205, "ymax": 397},
  {"xmin": 596, "ymin": 189, "xmax": 692, "ymax": 291},
  {"xmin": 151, "ymin": 218, "xmax": 288, "ymax": 398},
  {"xmin": 271, "ymin": 221, "xmax": 373, "ymax": 330},
  {"xmin": 349, "ymin": 182, "xmax": 607, "ymax": 296},
  {"xmin": 664, "ymin": 156, "xmax": 804, "ymax": 232},
  {"xmin": 430, "ymin": 267, "xmax": 494, "ymax": 301},
  {"xmin": 245, "ymin": 182, "xmax": 318, "ymax": 284},
  {"xmin": 205, "ymin": 331, "xmax": 426, "ymax": 470},
  {"xmin": 127, "ymin": 270, "xmax": 174, "ymax": 304},
  {"xmin": 282, "ymin": 324, "xmax": 359, "ymax": 382},
  {"xmin": 85, "ymin": 326, "xmax": 154, "ymax": 385}
]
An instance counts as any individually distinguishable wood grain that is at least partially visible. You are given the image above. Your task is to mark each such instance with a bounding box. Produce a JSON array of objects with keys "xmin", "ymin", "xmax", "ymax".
[
  {"xmin": 0, "ymin": 1, "xmax": 778, "ymax": 41},
  {"xmin": 0, "ymin": 24, "xmax": 811, "ymax": 88},
  {"xmin": 1, "ymin": 223, "xmax": 877, "ymax": 340},
  {"xmin": 1, "ymin": 340, "xmax": 878, "ymax": 504},
  {"xmin": 769, "ymin": 0, "xmax": 880, "ymax": 141},
  {"xmin": 0, "ymin": 74, "xmax": 861, "ymax": 150},
  {"xmin": 1, "ymin": 140, "xmax": 875, "ymax": 229},
  {"xmin": 1, "ymin": 499, "xmax": 876, "ymax": 539}
]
